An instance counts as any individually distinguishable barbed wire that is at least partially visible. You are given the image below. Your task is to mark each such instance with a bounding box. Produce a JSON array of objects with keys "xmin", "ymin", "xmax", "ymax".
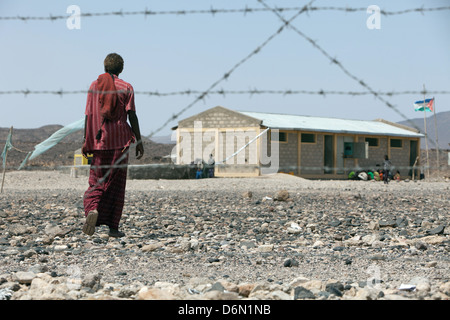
[
  {"xmin": 1, "ymin": 88, "xmax": 449, "ymax": 97},
  {"xmin": 75, "ymin": 2, "xmax": 318, "ymax": 199},
  {"xmin": 4, "ymin": 1, "xmax": 447, "ymax": 180},
  {"xmin": 1, "ymin": 5, "xmax": 449, "ymax": 21},
  {"xmin": 146, "ymin": 2, "xmax": 316, "ymax": 140},
  {"xmin": 257, "ymin": 0, "xmax": 430, "ymax": 136}
]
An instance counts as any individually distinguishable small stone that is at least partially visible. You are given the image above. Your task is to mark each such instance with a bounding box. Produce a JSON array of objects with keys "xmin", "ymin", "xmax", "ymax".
[
  {"xmin": 53, "ymin": 245, "xmax": 68, "ymax": 252},
  {"xmin": 141, "ymin": 243, "xmax": 162, "ymax": 252},
  {"xmin": 426, "ymin": 261, "xmax": 437, "ymax": 268},
  {"xmin": 137, "ymin": 287, "xmax": 176, "ymax": 300},
  {"xmin": 287, "ymin": 222, "xmax": 302, "ymax": 234},
  {"xmin": 242, "ymin": 191, "xmax": 252, "ymax": 198},
  {"xmin": 82, "ymin": 273, "xmax": 102, "ymax": 289},
  {"xmin": 275, "ymin": 190, "xmax": 289, "ymax": 201},
  {"xmin": 368, "ymin": 221, "xmax": 379, "ymax": 230},
  {"xmin": 293, "ymin": 286, "xmax": 316, "ymax": 300},
  {"xmin": 207, "ymin": 282, "xmax": 225, "ymax": 293},
  {"xmin": 426, "ymin": 225, "xmax": 444, "ymax": 235},
  {"xmin": 329, "ymin": 220, "xmax": 341, "ymax": 227},
  {"xmin": 312, "ymin": 240, "xmax": 324, "ymax": 248},
  {"xmin": 379, "ymin": 219, "xmax": 396, "ymax": 228},
  {"xmin": 369, "ymin": 254, "xmax": 387, "ymax": 261},
  {"xmin": 415, "ymin": 242, "xmax": 427, "ymax": 251},
  {"xmin": 395, "ymin": 218, "xmax": 408, "ymax": 228},
  {"xmin": 283, "ymin": 258, "xmax": 299, "ymax": 268},
  {"xmin": 13, "ymin": 271, "xmax": 36, "ymax": 284},
  {"xmin": 325, "ymin": 282, "xmax": 344, "ymax": 297},
  {"xmin": 238, "ymin": 283, "xmax": 255, "ymax": 297},
  {"xmin": 258, "ymin": 244, "xmax": 274, "ymax": 252}
]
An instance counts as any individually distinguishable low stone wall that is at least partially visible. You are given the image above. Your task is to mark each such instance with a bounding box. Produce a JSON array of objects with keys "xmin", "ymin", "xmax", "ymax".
[
  {"xmin": 59, "ymin": 164, "xmax": 204, "ymax": 180},
  {"xmin": 127, "ymin": 164, "xmax": 198, "ymax": 180}
]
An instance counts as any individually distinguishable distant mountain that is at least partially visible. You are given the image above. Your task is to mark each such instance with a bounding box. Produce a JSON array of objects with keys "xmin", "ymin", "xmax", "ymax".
[
  {"xmin": 150, "ymin": 135, "xmax": 176, "ymax": 145},
  {"xmin": 0, "ymin": 125, "xmax": 174, "ymax": 169},
  {"xmin": 397, "ymin": 111, "xmax": 450, "ymax": 150}
]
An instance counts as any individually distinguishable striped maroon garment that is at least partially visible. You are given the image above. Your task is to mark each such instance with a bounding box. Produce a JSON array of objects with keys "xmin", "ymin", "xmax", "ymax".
[
  {"xmin": 83, "ymin": 149, "xmax": 129, "ymax": 230},
  {"xmin": 84, "ymin": 74, "xmax": 136, "ymax": 152}
]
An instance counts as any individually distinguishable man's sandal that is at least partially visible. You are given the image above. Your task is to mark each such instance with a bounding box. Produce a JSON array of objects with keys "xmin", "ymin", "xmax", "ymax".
[{"xmin": 82, "ymin": 210, "xmax": 98, "ymax": 236}]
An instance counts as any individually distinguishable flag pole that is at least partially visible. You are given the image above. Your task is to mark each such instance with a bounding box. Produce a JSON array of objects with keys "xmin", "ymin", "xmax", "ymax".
[
  {"xmin": 423, "ymin": 84, "xmax": 430, "ymax": 179},
  {"xmin": 432, "ymin": 96, "xmax": 439, "ymax": 176},
  {"xmin": 1, "ymin": 126, "xmax": 12, "ymax": 193}
]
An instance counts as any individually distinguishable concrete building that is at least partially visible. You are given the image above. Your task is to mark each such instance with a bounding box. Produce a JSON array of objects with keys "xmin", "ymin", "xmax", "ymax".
[{"xmin": 172, "ymin": 106, "xmax": 424, "ymax": 179}]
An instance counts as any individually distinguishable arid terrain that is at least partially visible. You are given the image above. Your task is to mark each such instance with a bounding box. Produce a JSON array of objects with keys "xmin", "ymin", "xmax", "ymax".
[{"xmin": 0, "ymin": 170, "xmax": 449, "ymax": 301}]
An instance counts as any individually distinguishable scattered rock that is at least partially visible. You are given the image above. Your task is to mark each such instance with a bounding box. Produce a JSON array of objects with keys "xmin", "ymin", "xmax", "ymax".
[
  {"xmin": 283, "ymin": 258, "xmax": 299, "ymax": 268},
  {"xmin": 1, "ymin": 171, "xmax": 449, "ymax": 301},
  {"xmin": 426, "ymin": 225, "xmax": 445, "ymax": 235},
  {"xmin": 13, "ymin": 272, "xmax": 36, "ymax": 285},
  {"xmin": 274, "ymin": 190, "xmax": 289, "ymax": 201},
  {"xmin": 379, "ymin": 219, "xmax": 396, "ymax": 228},
  {"xmin": 293, "ymin": 286, "xmax": 316, "ymax": 300},
  {"xmin": 242, "ymin": 191, "xmax": 253, "ymax": 198}
]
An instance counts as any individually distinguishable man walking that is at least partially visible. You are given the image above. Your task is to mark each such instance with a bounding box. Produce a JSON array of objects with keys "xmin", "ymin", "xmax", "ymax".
[{"xmin": 82, "ymin": 53, "xmax": 144, "ymax": 238}]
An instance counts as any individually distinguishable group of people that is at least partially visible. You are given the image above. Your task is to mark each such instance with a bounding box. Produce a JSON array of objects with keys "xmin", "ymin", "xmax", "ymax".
[
  {"xmin": 348, "ymin": 155, "xmax": 400, "ymax": 184},
  {"xmin": 194, "ymin": 154, "xmax": 215, "ymax": 179}
]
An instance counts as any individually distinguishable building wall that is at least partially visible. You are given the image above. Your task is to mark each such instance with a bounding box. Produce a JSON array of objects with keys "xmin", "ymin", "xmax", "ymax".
[
  {"xmin": 178, "ymin": 106, "xmax": 260, "ymax": 129},
  {"xmin": 389, "ymin": 138, "xmax": 412, "ymax": 175},
  {"xmin": 357, "ymin": 136, "xmax": 389, "ymax": 170},
  {"xmin": 300, "ymin": 133, "xmax": 323, "ymax": 175},
  {"xmin": 357, "ymin": 136, "xmax": 414, "ymax": 176},
  {"xmin": 278, "ymin": 131, "xmax": 299, "ymax": 174}
]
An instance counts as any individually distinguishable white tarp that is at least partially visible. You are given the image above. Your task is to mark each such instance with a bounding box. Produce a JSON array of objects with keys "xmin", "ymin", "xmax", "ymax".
[{"xmin": 19, "ymin": 118, "xmax": 84, "ymax": 170}]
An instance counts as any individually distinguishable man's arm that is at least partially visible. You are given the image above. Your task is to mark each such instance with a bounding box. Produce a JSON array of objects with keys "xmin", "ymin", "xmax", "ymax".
[
  {"xmin": 128, "ymin": 110, "xmax": 144, "ymax": 159},
  {"xmin": 82, "ymin": 115, "xmax": 88, "ymax": 158}
]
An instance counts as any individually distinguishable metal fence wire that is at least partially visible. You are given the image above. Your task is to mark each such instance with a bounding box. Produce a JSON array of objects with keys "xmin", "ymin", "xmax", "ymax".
[{"xmin": 0, "ymin": 2, "xmax": 448, "ymax": 180}]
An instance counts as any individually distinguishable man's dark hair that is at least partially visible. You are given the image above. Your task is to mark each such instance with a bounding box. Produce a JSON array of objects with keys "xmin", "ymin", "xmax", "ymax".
[{"xmin": 104, "ymin": 53, "xmax": 124, "ymax": 75}]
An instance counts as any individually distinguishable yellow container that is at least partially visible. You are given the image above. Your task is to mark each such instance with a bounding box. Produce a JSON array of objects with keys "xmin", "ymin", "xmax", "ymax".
[{"xmin": 74, "ymin": 153, "xmax": 93, "ymax": 166}]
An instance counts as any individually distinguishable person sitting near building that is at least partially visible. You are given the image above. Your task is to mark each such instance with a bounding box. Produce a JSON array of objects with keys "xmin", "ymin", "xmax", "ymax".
[
  {"xmin": 373, "ymin": 170, "xmax": 380, "ymax": 181},
  {"xmin": 394, "ymin": 170, "xmax": 401, "ymax": 181},
  {"xmin": 348, "ymin": 171, "xmax": 356, "ymax": 180},
  {"xmin": 207, "ymin": 154, "xmax": 215, "ymax": 178},
  {"xmin": 367, "ymin": 170, "xmax": 374, "ymax": 180},
  {"xmin": 195, "ymin": 160, "xmax": 203, "ymax": 179}
]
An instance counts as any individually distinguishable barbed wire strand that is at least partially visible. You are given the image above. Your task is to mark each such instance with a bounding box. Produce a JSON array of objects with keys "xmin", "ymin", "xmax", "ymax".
[
  {"xmin": 1, "ymin": 5, "xmax": 449, "ymax": 21},
  {"xmin": 3, "ymin": 2, "xmax": 445, "ymax": 179},
  {"xmin": 146, "ymin": 1, "xmax": 316, "ymax": 140},
  {"xmin": 257, "ymin": 0, "xmax": 441, "ymax": 152},
  {"xmin": 1, "ymin": 88, "xmax": 449, "ymax": 97}
]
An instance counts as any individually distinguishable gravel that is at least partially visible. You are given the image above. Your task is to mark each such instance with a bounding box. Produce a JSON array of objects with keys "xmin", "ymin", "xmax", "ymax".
[{"xmin": 0, "ymin": 170, "xmax": 449, "ymax": 300}]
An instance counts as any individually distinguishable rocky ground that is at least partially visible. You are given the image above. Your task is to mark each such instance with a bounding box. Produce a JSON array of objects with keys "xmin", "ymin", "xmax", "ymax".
[{"xmin": 0, "ymin": 171, "xmax": 449, "ymax": 301}]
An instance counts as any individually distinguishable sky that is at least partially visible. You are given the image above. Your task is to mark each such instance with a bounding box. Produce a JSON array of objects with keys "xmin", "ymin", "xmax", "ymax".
[{"xmin": 0, "ymin": 0, "xmax": 449, "ymax": 140}]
